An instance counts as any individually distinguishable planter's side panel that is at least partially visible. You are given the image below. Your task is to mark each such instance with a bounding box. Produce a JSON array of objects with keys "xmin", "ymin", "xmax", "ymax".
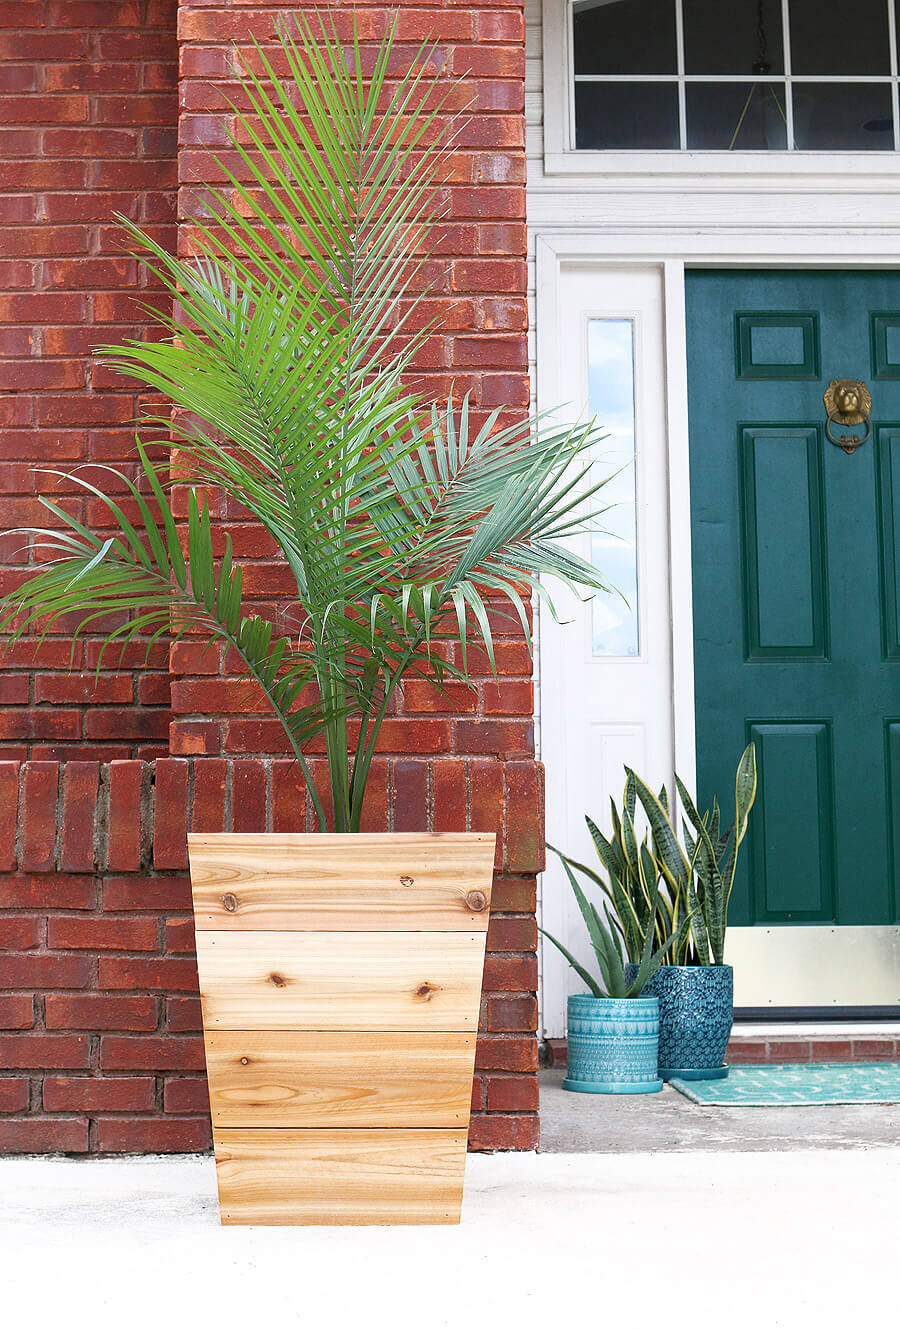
[
  {"xmin": 214, "ymin": 1128, "xmax": 468, "ymax": 1226},
  {"xmin": 189, "ymin": 833, "xmax": 495, "ymax": 930},
  {"xmin": 188, "ymin": 833, "xmax": 493, "ymax": 1225}
]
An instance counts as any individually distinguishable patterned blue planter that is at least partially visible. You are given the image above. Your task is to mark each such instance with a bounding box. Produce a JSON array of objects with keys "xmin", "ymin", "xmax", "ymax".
[
  {"xmin": 625, "ymin": 964, "xmax": 734, "ymax": 1081},
  {"xmin": 564, "ymin": 994, "xmax": 663, "ymax": 1094}
]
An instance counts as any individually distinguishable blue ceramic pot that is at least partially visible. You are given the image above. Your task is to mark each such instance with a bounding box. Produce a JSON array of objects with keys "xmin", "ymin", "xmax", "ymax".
[
  {"xmin": 564, "ymin": 994, "xmax": 662, "ymax": 1094},
  {"xmin": 625, "ymin": 964, "xmax": 733, "ymax": 1081}
]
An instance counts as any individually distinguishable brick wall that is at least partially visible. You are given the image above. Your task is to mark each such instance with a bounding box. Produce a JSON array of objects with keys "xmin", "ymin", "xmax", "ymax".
[
  {"xmin": 0, "ymin": 0, "xmax": 539, "ymax": 1152},
  {"xmin": 0, "ymin": 0, "xmax": 177, "ymax": 760}
]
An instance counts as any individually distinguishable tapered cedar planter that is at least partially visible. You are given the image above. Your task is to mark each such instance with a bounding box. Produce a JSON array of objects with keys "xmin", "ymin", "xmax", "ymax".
[{"xmin": 187, "ymin": 832, "xmax": 495, "ymax": 1226}]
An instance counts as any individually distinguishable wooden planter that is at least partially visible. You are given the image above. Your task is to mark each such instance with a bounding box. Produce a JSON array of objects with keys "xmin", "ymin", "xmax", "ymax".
[{"xmin": 187, "ymin": 832, "xmax": 495, "ymax": 1226}]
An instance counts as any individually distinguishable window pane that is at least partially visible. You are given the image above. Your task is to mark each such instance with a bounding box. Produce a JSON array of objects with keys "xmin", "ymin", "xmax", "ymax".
[
  {"xmin": 575, "ymin": 81, "xmax": 679, "ymax": 149},
  {"xmin": 789, "ymin": 0, "xmax": 890, "ymax": 76},
  {"xmin": 587, "ymin": 320, "xmax": 639, "ymax": 658},
  {"xmin": 686, "ymin": 82, "xmax": 789, "ymax": 149},
  {"xmin": 792, "ymin": 82, "xmax": 894, "ymax": 149},
  {"xmin": 683, "ymin": 0, "xmax": 784, "ymax": 75},
  {"xmin": 573, "ymin": 0, "xmax": 677, "ymax": 75}
]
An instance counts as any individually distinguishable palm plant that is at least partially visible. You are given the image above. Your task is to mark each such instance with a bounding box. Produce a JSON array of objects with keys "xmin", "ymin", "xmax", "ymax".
[{"xmin": 0, "ymin": 17, "xmax": 615, "ymax": 833}]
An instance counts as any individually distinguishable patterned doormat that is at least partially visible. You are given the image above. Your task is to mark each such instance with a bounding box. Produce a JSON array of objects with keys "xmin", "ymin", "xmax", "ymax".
[{"xmin": 670, "ymin": 1062, "xmax": 900, "ymax": 1105}]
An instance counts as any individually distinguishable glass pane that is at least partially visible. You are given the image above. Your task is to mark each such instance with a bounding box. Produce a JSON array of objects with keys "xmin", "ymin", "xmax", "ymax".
[
  {"xmin": 789, "ymin": 0, "xmax": 890, "ymax": 76},
  {"xmin": 686, "ymin": 81, "xmax": 789, "ymax": 149},
  {"xmin": 574, "ymin": 81, "xmax": 680, "ymax": 149},
  {"xmin": 683, "ymin": 0, "xmax": 784, "ymax": 75},
  {"xmin": 792, "ymin": 82, "xmax": 894, "ymax": 149},
  {"xmin": 573, "ymin": 0, "xmax": 677, "ymax": 75},
  {"xmin": 587, "ymin": 320, "xmax": 639, "ymax": 657}
]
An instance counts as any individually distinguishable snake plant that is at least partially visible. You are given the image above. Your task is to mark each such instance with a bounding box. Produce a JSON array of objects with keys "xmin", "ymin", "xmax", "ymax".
[
  {"xmin": 548, "ymin": 744, "xmax": 757, "ymax": 973},
  {"xmin": 540, "ymin": 858, "xmax": 689, "ymax": 998},
  {"xmin": 0, "ymin": 17, "xmax": 616, "ymax": 833}
]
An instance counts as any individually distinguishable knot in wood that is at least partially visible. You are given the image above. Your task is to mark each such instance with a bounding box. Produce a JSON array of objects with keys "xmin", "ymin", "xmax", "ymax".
[
  {"xmin": 415, "ymin": 981, "xmax": 435, "ymax": 1000},
  {"xmin": 400, "ymin": 875, "xmax": 414, "ymax": 887},
  {"xmin": 465, "ymin": 890, "xmax": 488, "ymax": 913},
  {"xmin": 222, "ymin": 893, "xmax": 238, "ymax": 913},
  {"xmin": 268, "ymin": 973, "xmax": 287, "ymax": 988}
]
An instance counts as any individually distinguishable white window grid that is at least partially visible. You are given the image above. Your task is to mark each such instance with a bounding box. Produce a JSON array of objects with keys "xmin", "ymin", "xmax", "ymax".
[{"xmin": 569, "ymin": 0, "xmax": 900, "ymax": 150}]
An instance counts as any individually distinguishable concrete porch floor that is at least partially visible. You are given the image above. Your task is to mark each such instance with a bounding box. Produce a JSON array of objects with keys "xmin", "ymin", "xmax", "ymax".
[
  {"xmin": 1, "ymin": 1147, "xmax": 896, "ymax": 1329},
  {"xmin": 540, "ymin": 1067, "xmax": 900, "ymax": 1151}
]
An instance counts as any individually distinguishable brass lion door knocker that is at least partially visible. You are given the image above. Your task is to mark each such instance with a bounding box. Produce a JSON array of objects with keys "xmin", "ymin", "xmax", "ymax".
[{"xmin": 824, "ymin": 379, "xmax": 872, "ymax": 455}]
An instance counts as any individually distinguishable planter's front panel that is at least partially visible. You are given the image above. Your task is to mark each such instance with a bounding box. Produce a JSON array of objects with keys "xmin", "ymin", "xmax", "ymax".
[
  {"xmin": 190, "ymin": 833, "xmax": 493, "ymax": 930},
  {"xmin": 206, "ymin": 1031, "xmax": 476, "ymax": 1128},
  {"xmin": 195, "ymin": 931, "xmax": 485, "ymax": 1031},
  {"xmin": 188, "ymin": 832, "xmax": 495, "ymax": 1226},
  {"xmin": 214, "ymin": 1128, "xmax": 468, "ymax": 1226}
]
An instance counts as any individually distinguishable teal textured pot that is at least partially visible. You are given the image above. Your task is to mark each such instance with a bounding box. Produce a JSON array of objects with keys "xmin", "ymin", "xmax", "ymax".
[
  {"xmin": 625, "ymin": 963, "xmax": 733, "ymax": 1081},
  {"xmin": 564, "ymin": 994, "xmax": 663, "ymax": 1094}
]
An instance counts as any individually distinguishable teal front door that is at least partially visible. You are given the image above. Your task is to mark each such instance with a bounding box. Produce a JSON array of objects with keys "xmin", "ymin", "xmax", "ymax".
[{"xmin": 686, "ymin": 270, "xmax": 900, "ymax": 945}]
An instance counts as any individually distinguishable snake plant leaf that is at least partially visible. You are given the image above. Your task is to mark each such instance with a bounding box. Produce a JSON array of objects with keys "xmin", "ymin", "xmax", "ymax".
[
  {"xmin": 628, "ymin": 768, "xmax": 691, "ymax": 889},
  {"xmin": 538, "ymin": 927, "xmax": 604, "ymax": 999}
]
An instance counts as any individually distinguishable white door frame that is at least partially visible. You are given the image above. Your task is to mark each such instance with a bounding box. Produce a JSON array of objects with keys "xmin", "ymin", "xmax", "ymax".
[{"xmin": 535, "ymin": 236, "xmax": 900, "ymax": 1037}]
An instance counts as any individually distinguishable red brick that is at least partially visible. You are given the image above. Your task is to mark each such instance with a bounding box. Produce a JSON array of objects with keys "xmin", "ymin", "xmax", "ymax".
[
  {"xmin": 43, "ymin": 1076, "xmax": 155, "ymax": 1112},
  {"xmin": 165, "ymin": 997, "xmax": 202, "ymax": 1032},
  {"xmin": 0, "ymin": 1034, "xmax": 90, "ymax": 1069},
  {"xmin": 97, "ymin": 1117, "xmax": 210, "ymax": 1153},
  {"xmin": 0, "ymin": 1079, "xmax": 29, "ymax": 1114},
  {"xmin": 482, "ymin": 681, "xmax": 533, "ymax": 715},
  {"xmin": 402, "ymin": 681, "xmax": 477, "ymax": 714},
  {"xmin": 163, "ymin": 1077, "xmax": 209, "ymax": 1113},
  {"xmin": 48, "ymin": 916, "xmax": 159, "ymax": 952},
  {"xmin": 1, "ymin": 875, "xmax": 94, "ymax": 909},
  {"xmin": 358, "ymin": 759, "xmax": 388, "ymax": 833},
  {"xmin": 456, "ymin": 719, "xmax": 533, "ymax": 758},
  {"xmin": 850, "ymin": 1039, "xmax": 898, "ymax": 1060},
  {"xmin": 475, "ymin": 1035, "xmax": 538, "ymax": 1073},
  {"xmin": 232, "ymin": 759, "xmax": 267, "ymax": 833},
  {"xmin": 485, "ymin": 1074, "xmax": 539, "ymax": 1112},
  {"xmin": 392, "ymin": 758, "xmax": 428, "ymax": 832},
  {"xmin": 59, "ymin": 761, "xmax": 99, "ymax": 872},
  {"xmin": 99, "ymin": 956, "xmax": 198, "ymax": 992},
  {"xmin": 505, "ymin": 761, "xmax": 543, "ymax": 872},
  {"xmin": 107, "ymin": 760, "xmax": 144, "ymax": 871},
  {"xmin": 432, "ymin": 761, "xmax": 467, "ymax": 833},
  {"xmin": 272, "ymin": 759, "xmax": 305, "ymax": 833},
  {"xmin": 0, "ymin": 916, "xmax": 39, "ymax": 949},
  {"xmin": 153, "ymin": 759, "xmax": 189, "ymax": 868},
  {"xmin": 165, "ymin": 918, "xmax": 195, "ymax": 954},
  {"xmin": 45, "ymin": 994, "xmax": 158, "ymax": 1032},
  {"xmin": 488, "ymin": 916, "xmax": 537, "ymax": 952},
  {"xmin": 0, "ymin": 1118, "xmax": 89, "ymax": 1153},
  {"xmin": 0, "ymin": 954, "xmax": 90, "ymax": 990},
  {"xmin": 468, "ymin": 1114, "xmax": 539, "ymax": 1152},
  {"xmin": 102, "ymin": 875, "xmax": 191, "ymax": 911},
  {"xmin": 486, "ymin": 995, "xmax": 538, "ymax": 1033},
  {"xmin": 482, "ymin": 957, "xmax": 538, "ymax": 1003},
  {"xmin": 0, "ymin": 995, "xmax": 33, "ymax": 1030},
  {"xmin": 20, "ymin": 761, "xmax": 58, "ymax": 872},
  {"xmin": 100, "ymin": 1035, "xmax": 205, "ymax": 1072},
  {"xmin": 0, "ymin": 762, "xmax": 19, "ymax": 871},
  {"xmin": 807, "ymin": 1041, "xmax": 853, "ymax": 1062}
]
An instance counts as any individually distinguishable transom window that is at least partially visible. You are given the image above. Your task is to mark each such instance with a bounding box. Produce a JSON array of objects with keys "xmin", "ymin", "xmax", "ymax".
[{"xmin": 572, "ymin": 0, "xmax": 900, "ymax": 150}]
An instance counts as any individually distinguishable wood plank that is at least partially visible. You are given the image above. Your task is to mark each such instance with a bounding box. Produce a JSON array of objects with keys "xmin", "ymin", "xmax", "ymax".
[
  {"xmin": 213, "ymin": 1128, "xmax": 467, "ymax": 1225},
  {"xmin": 205, "ymin": 1031, "xmax": 476, "ymax": 1127},
  {"xmin": 195, "ymin": 931, "xmax": 486, "ymax": 1031},
  {"xmin": 189, "ymin": 832, "xmax": 495, "ymax": 931}
]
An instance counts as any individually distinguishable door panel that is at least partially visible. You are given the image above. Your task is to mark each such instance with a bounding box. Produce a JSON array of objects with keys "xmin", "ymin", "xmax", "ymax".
[{"xmin": 687, "ymin": 270, "xmax": 900, "ymax": 939}]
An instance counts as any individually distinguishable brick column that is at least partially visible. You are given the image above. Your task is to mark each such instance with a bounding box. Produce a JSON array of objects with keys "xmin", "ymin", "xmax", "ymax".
[{"xmin": 175, "ymin": 1, "xmax": 539, "ymax": 1149}]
